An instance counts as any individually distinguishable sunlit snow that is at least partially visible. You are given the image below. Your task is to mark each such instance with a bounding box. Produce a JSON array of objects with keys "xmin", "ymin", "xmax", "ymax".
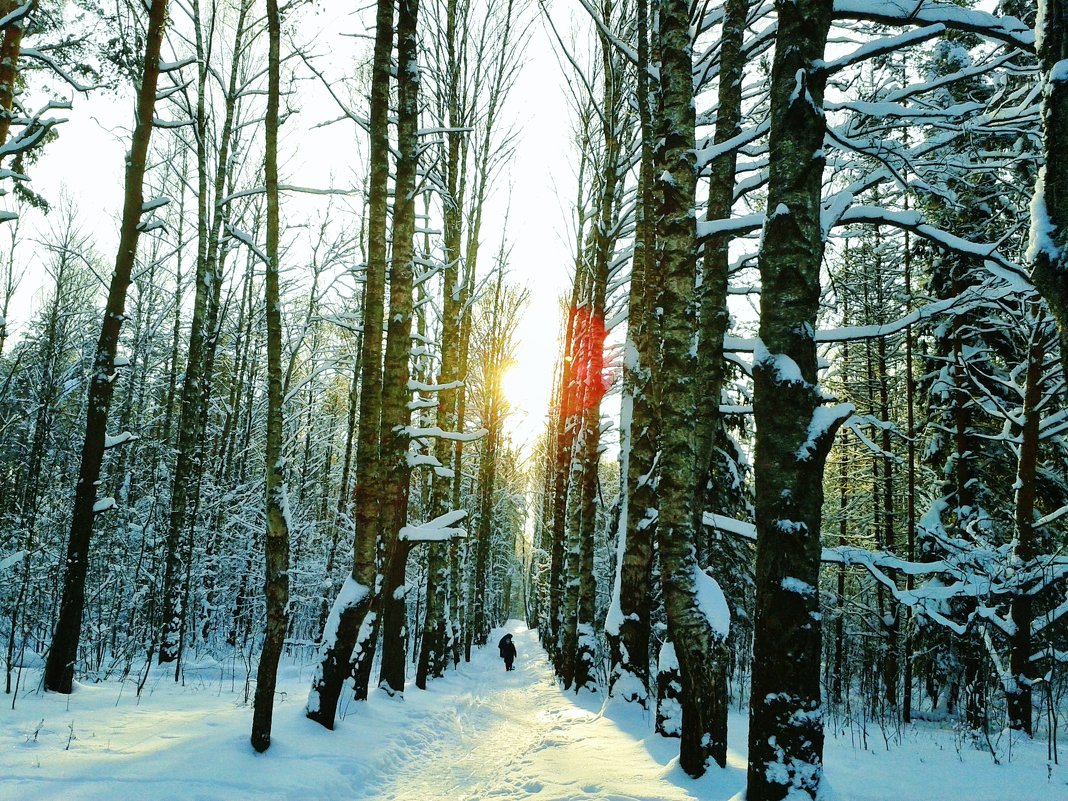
[{"xmin": 2, "ymin": 622, "xmax": 1065, "ymax": 800}]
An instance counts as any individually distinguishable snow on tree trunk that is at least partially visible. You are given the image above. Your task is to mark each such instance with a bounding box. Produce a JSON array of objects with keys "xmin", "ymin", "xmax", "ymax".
[{"xmin": 655, "ymin": 639, "xmax": 682, "ymax": 738}]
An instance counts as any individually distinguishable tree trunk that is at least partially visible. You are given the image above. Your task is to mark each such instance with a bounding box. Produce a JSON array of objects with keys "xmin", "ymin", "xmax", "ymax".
[
  {"xmin": 376, "ymin": 0, "xmax": 421, "ymax": 697},
  {"xmin": 44, "ymin": 0, "xmax": 170, "ymax": 694},
  {"xmin": 832, "ymin": 430, "xmax": 848, "ymax": 705},
  {"xmin": 306, "ymin": 0, "xmax": 393, "ymax": 728},
  {"xmin": 160, "ymin": 0, "xmax": 251, "ymax": 665},
  {"xmin": 452, "ymin": 260, "xmax": 476, "ymax": 663},
  {"xmin": 1007, "ymin": 312, "xmax": 1045, "ymax": 735},
  {"xmin": 903, "ymin": 227, "xmax": 916, "ymax": 724},
  {"xmin": 250, "ymin": 0, "xmax": 289, "ymax": 753},
  {"xmin": 0, "ymin": 0, "xmax": 31, "ymax": 156},
  {"xmin": 654, "ymin": 0, "xmax": 730, "ymax": 776},
  {"xmin": 607, "ymin": 0, "xmax": 658, "ymax": 707},
  {"xmin": 416, "ymin": 0, "xmax": 464, "ymax": 686},
  {"xmin": 746, "ymin": 0, "xmax": 839, "ymax": 797},
  {"xmin": 1032, "ymin": 0, "xmax": 1068, "ymax": 381},
  {"xmin": 695, "ymin": 0, "xmax": 746, "ymax": 531},
  {"xmin": 548, "ymin": 274, "xmax": 583, "ymax": 666}
]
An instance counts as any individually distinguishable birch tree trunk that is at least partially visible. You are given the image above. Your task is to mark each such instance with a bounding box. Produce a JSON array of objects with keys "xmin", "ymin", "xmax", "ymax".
[
  {"xmin": 688, "ymin": 0, "xmax": 749, "ymax": 749},
  {"xmin": 695, "ymin": 0, "xmax": 746, "ymax": 529},
  {"xmin": 607, "ymin": 0, "xmax": 657, "ymax": 706},
  {"xmin": 44, "ymin": 0, "xmax": 170, "ymax": 694}
]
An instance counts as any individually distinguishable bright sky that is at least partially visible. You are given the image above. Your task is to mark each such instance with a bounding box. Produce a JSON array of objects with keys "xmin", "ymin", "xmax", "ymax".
[
  {"xmin": 7, "ymin": 1, "xmax": 580, "ymax": 456},
  {"xmin": 491, "ymin": 7, "xmax": 575, "ymax": 454}
]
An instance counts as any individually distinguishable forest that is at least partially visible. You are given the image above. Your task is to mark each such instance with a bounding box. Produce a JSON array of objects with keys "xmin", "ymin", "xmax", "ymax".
[{"xmin": 1, "ymin": 0, "xmax": 1068, "ymax": 800}]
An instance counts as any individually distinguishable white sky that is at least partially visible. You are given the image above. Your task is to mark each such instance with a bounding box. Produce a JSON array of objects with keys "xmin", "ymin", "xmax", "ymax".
[
  {"xmin": 492, "ymin": 7, "xmax": 576, "ymax": 454},
  {"xmin": 6, "ymin": 1, "xmax": 580, "ymax": 456}
]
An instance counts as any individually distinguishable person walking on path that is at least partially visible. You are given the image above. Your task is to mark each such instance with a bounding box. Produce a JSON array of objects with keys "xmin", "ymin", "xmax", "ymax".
[{"xmin": 498, "ymin": 633, "xmax": 517, "ymax": 671}]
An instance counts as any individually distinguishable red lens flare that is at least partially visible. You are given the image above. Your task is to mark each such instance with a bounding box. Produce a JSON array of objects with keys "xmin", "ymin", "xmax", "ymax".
[{"xmin": 563, "ymin": 306, "xmax": 609, "ymax": 418}]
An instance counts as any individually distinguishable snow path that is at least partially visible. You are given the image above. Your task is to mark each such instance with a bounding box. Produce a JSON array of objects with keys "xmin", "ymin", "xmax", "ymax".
[
  {"xmin": 2, "ymin": 620, "xmax": 1066, "ymax": 801},
  {"xmin": 0, "ymin": 622, "xmax": 726, "ymax": 801},
  {"xmin": 350, "ymin": 623, "xmax": 709, "ymax": 801}
]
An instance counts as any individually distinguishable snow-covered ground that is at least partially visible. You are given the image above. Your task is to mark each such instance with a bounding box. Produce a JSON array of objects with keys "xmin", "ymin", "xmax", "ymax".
[{"xmin": 1, "ymin": 622, "xmax": 1064, "ymax": 801}]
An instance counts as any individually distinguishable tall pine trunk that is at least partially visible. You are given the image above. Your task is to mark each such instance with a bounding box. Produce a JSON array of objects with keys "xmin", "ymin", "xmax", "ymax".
[{"xmin": 0, "ymin": 0, "xmax": 31, "ymax": 155}]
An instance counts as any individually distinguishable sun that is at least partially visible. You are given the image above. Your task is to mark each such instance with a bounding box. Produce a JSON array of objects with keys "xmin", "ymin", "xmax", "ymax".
[{"xmin": 499, "ymin": 360, "xmax": 527, "ymax": 411}]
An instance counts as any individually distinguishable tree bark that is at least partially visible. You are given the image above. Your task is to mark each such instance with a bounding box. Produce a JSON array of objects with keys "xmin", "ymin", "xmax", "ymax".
[
  {"xmin": 903, "ymin": 226, "xmax": 916, "ymax": 724},
  {"xmin": 1032, "ymin": 0, "xmax": 1068, "ymax": 380},
  {"xmin": 306, "ymin": 0, "xmax": 393, "ymax": 728},
  {"xmin": 160, "ymin": 0, "xmax": 252, "ymax": 665},
  {"xmin": 548, "ymin": 271, "xmax": 583, "ymax": 666},
  {"xmin": 44, "ymin": 0, "xmax": 170, "ymax": 694},
  {"xmin": 1007, "ymin": 311, "xmax": 1046, "ymax": 735},
  {"xmin": 654, "ymin": 0, "xmax": 730, "ymax": 776},
  {"xmin": 250, "ymin": 0, "xmax": 289, "ymax": 753},
  {"xmin": 376, "ymin": 0, "xmax": 421, "ymax": 697},
  {"xmin": 416, "ymin": 0, "xmax": 464, "ymax": 688},
  {"xmin": 0, "ymin": 0, "xmax": 32, "ymax": 156},
  {"xmin": 607, "ymin": 0, "xmax": 658, "ymax": 707},
  {"xmin": 746, "ymin": 0, "xmax": 839, "ymax": 797}
]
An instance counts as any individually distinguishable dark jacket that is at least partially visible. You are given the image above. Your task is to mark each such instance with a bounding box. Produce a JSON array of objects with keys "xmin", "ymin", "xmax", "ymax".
[{"xmin": 498, "ymin": 634, "xmax": 517, "ymax": 660}]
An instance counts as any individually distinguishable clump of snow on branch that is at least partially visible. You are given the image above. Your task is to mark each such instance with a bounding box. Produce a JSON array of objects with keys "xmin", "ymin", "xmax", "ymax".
[
  {"xmin": 92, "ymin": 497, "xmax": 116, "ymax": 513},
  {"xmin": 399, "ymin": 509, "xmax": 467, "ymax": 542},
  {"xmin": 1027, "ymin": 168, "xmax": 1060, "ymax": 265},
  {"xmin": 693, "ymin": 565, "xmax": 730, "ymax": 639},
  {"xmin": 753, "ymin": 339, "xmax": 808, "ymax": 387},
  {"xmin": 795, "ymin": 402, "xmax": 854, "ymax": 461}
]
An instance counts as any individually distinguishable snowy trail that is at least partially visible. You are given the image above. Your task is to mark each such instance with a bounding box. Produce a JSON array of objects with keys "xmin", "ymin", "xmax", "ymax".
[
  {"xmin": 353, "ymin": 623, "xmax": 708, "ymax": 801},
  {"xmin": 2, "ymin": 620, "xmax": 1066, "ymax": 801},
  {"xmin": 0, "ymin": 622, "xmax": 725, "ymax": 801}
]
